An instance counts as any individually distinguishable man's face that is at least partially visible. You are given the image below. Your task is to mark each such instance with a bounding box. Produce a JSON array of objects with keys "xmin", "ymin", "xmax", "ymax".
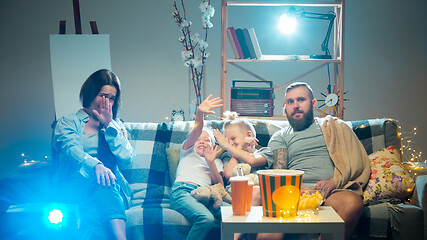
[{"xmin": 284, "ymin": 86, "xmax": 317, "ymax": 131}]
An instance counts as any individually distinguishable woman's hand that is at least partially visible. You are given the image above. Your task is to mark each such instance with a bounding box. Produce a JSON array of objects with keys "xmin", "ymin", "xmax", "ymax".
[
  {"xmin": 93, "ymin": 96, "xmax": 113, "ymax": 127},
  {"xmin": 95, "ymin": 163, "xmax": 116, "ymax": 187}
]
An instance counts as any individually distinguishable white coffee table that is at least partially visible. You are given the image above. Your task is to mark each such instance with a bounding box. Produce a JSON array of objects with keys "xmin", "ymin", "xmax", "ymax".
[{"xmin": 221, "ymin": 206, "xmax": 344, "ymax": 240}]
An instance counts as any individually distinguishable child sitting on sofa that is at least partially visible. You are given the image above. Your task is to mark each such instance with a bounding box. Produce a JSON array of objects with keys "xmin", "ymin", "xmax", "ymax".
[
  {"xmin": 170, "ymin": 95, "xmax": 224, "ymax": 240},
  {"xmin": 213, "ymin": 111, "xmax": 267, "ymax": 205}
]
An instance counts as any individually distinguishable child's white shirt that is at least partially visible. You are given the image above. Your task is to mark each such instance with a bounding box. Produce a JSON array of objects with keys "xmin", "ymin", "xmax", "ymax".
[{"xmin": 174, "ymin": 145, "xmax": 224, "ymax": 187}]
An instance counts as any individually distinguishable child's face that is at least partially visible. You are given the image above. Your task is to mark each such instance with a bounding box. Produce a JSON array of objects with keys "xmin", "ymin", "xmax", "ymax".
[
  {"xmin": 224, "ymin": 125, "xmax": 250, "ymax": 148},
  {"xmin": 195, "ymin": 131, "xmax": 213, "ymax": 157}
]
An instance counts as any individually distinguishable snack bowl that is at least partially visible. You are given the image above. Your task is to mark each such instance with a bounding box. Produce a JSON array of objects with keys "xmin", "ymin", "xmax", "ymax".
[{"xmin": 299, "ymin": 187, "xmax": 328, "ymax": 211}]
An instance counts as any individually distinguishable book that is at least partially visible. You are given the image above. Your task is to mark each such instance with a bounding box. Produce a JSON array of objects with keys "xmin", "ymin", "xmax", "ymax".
[
  {"xmin": 242, "ymin": 28, "xmax": 256, "ymax": 59},
  {"xmin": 227, "ymin": 28, "xmax": 239, "ymax": 59},
  {"xmin": 247, "ymin": 28, "xmax": 262, "ymax": 59},
  {"xmin": 227, "ymin": 27, "xmax": 244, "ymax": 59},
  {"xmin": 235, "ymin": 28, "xmax": 251, "ymax": 59}
]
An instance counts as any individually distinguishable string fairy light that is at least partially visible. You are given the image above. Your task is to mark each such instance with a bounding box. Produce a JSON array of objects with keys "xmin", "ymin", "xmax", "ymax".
[{"xmin": 399, "ymin": 126, "xmax": 426, "ymax": 169}]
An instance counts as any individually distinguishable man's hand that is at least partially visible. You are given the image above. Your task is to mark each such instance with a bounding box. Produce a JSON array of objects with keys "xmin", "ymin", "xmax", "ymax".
[
  {"xmin": 95, "ymin": 163, "xmax": 116, "ymax": 187},
  {"xmin": 197, "ymin": 95, "xmax": 223, "ymax": 116},
  {"xmin": 314, "ymin": 178, "xmax": 336, "ymax": 197},
  {"xmin": 93, "ymin": 96, "xmax": 113, "ymax": 127}
]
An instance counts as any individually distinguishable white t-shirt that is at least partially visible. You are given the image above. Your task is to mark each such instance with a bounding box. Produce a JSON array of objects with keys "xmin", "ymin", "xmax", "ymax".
[{"xmin": 174, "ymin": 145, "xmax": 224, "ymax": 187}]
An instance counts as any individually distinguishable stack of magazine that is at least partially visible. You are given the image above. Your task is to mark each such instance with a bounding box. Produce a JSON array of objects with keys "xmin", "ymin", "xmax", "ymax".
[{"xmin": 227, "ymin": 27, "xmax": 262, "ymax": 59}]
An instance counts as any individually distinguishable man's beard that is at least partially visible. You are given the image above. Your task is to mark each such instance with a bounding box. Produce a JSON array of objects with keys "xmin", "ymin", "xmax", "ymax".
[{"xmin": 286, "ymin": 106, "xmax": 314, "ymax": 131}]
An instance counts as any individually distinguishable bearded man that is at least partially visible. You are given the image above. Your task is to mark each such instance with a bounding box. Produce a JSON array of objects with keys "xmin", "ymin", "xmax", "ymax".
[{"xmin": 256, "ymin": 82, "xmax": 371, "ymax": 240}]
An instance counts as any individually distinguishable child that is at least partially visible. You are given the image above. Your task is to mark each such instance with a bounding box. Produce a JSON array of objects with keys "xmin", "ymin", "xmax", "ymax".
[
  {"xmin": 170, "ymin": 95, "xmax": 224, "ymax": 240},
  {"xmin": 213, "ymin": 111, "xmax": 267, "ymax": 205}
]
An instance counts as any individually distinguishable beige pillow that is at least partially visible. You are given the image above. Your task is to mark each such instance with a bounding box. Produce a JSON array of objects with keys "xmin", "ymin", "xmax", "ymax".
[
  {"xmin": 166, "ymin": 148, "xmax": 181, "ymax": 183},
  {"xmin": 363, "ymin": 146, "xmax": 415, "ymax": 204}
]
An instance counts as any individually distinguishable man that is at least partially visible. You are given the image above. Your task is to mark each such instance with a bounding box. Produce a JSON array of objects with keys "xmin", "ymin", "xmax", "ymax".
[{"xmin": 257, "ymin": 82, "xmax": 370, "ymax": 240}]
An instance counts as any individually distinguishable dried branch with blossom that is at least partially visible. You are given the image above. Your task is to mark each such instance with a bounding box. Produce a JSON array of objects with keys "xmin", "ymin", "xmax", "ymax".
[{"xmin": 172, "ymin": 0, "xmax": 215, "ymax": 118}]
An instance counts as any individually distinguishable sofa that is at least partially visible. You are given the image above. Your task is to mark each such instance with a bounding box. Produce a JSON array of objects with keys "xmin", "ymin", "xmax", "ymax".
[
  {"xmin": 0, "ymin": 118, "xmax": 425, "ymax": 240},
  {"xmin": 121, "ymin": 117, "xmax": 426, "ymax": 240}
]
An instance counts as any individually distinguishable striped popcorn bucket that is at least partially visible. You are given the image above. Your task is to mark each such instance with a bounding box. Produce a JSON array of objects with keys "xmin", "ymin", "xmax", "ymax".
[{"xmin": 257, "ymin": 169, "xmax": 304, "ymax": 218}]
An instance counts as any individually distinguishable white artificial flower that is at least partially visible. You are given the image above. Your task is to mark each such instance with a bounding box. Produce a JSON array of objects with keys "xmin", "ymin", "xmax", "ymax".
[
  {"xmin": 172, "ymin": 10, "xmax": 179, "ymax": 17},
  {"xmin": 204, "ymin": 5, "xmax": 215, "ymax": 17},
  {"xmin": 174, "ymin": 17, "xmax": 180, "ymax": 23},
  {"xmin": 202, "ymin": 14, "xmax": 210, "ymax": 21},
  {"xmin": 192, "ymin": 58, "xmax": 203, "ymax": 68},
  {"xmin": 178, "ymin": 36, "xmax": 185, "ymax": 43},
  {"xmin": 181, "ymin": 50, "xmax": 193, "ymax": 61},
  {"xmin": 199, "ymin": 1, "xmax": 209, "ymax": 12},
  {"xmin": 181, "ymin": 20, "xmax": 192, "ymax": 28},
  {"xmin": 201, "ymin": 18, "xmax": 213, "ymax": 29},
  {"xmin": 191, "ymin": 33, "xmax": 200, "ymax": 44},
  {"xmin": 203, "ymin": 52, "xmax": 210, "ymax": 58},
  {"xmin": 198, "ymin": 40, "xmax": 208, "ymax": 50},
  {"xmin": 184, "ymin": 60, "xmax": 193, "ymax": 67}
]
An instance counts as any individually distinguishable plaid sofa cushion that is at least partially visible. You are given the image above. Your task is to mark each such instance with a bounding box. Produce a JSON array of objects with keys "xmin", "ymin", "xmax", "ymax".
[{"xmin": 351, "ymin": 118, "xmax": 401, "ymax": 156}]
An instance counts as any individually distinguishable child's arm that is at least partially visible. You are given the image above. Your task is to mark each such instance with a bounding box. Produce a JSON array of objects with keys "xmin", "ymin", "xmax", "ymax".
[
  {"xmin": 204, "ymin": 144, "xmax": 224, "ymax": 185},
  {"xmin": 223, "ymin": 156, "xmax": 240, "ymax": 180},
  {"xmin": 182, "ymin": 95, "xmax": 223, "ymax": 150},
  {"xmin": 214, "ymin": 129, "xmax": 266, "ymax": 178}
]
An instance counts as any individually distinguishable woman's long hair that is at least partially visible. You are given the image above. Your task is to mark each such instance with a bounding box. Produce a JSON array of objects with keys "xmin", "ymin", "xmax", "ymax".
[{"xmin": 80, "ymin": 69, "xmax": 121, "ymax": 119}]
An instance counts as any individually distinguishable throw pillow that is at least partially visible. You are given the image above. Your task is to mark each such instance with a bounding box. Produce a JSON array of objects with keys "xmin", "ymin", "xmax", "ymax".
[
  {"xmin": 166, "ymin": 148, "xmax": 181, "ymax": 183},
  {"xmin": 363, "ymin": 146, "xmax": 415, "ymax": 204}
]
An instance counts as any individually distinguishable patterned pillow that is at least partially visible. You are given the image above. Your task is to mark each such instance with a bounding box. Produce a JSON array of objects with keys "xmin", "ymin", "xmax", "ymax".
[{"xmin": 363, "ymin": 146, "xmax": 415, "ymax": 204}]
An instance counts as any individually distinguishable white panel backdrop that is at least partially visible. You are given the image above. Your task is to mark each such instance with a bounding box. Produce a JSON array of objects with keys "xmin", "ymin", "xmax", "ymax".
[{"xmin": 50, "ymin": 34, "xmax": 112, "ymax": 119}]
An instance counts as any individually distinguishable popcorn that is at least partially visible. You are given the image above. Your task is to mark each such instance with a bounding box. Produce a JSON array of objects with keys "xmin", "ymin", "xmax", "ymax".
[{"xmin": 299, "ymin": 190, "xmax": 324, "ymax": 210}]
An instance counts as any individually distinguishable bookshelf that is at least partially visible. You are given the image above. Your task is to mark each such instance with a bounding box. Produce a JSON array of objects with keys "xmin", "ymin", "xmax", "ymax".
[{"xmin": 220, "ymin": 0, "xmax": 345, "ymax": 119}]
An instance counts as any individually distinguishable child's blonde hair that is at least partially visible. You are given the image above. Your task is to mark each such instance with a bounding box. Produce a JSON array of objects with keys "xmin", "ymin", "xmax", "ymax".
[
  {"xmin": 222, "ymin": 111, "xmax": 256, "ymax": 137},
  {"xmin": 202, "ymin": 127, "xmax": 216, "ymax": 144}
]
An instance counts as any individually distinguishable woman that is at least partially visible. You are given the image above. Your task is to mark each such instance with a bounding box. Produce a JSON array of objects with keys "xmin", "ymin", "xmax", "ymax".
[{"xmin": 52, "ymin": 69, "xmax": 135, "ymax": 240}]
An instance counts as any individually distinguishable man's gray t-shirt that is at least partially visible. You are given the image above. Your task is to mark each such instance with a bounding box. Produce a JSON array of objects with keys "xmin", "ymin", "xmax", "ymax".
[{"xmin": 259, "ymin": 120, "xmax": 334, "ymax": 187}]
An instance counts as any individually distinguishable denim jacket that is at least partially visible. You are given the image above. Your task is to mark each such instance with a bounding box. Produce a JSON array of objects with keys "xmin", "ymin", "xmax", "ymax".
[{"xmin": 52, "ymin": 109, "xmax": 135, "ymax": 207}]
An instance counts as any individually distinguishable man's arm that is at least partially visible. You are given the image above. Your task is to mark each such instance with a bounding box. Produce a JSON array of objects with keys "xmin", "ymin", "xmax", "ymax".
[{"xmin": 272, "ymin": 148, "xmax": 288, "ymax": 169}]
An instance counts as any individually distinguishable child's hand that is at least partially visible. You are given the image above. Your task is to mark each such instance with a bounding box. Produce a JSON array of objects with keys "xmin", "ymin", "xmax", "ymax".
[
  {"xmin": 204, "ymin": 144, "xmax": 221, "ymax": 164},
  {"xmin": 213, "ymin": 129, "xmax": 229, "ymax": 148},
  {"xmin": 197, "ymin": 95, "xmax": 223, "ymax": 115},
  {"xmin": 240, "ymin": 136, "xmax": 259, "ymax": 152}
]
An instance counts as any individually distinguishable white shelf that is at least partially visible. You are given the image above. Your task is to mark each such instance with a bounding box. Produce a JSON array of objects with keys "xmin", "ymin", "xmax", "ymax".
[
  {"xmin": 227, "ymin": 55, "xmax": 341, "ymax": 63},
  {"xmin": 227, "ymin": 1, "xmax": 342, "ymax": 7}
]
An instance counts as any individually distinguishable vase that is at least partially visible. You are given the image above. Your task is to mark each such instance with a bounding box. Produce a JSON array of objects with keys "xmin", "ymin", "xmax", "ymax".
[{"xmin": 188, "ymin": 68, "xmax": 206, "ymax": 120}]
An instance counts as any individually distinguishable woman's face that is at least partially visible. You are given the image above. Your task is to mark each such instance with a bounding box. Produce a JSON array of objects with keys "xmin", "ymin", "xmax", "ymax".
[{"xmin": 88, "ymin": 85, "xmax": 117, "ymax": 113}]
